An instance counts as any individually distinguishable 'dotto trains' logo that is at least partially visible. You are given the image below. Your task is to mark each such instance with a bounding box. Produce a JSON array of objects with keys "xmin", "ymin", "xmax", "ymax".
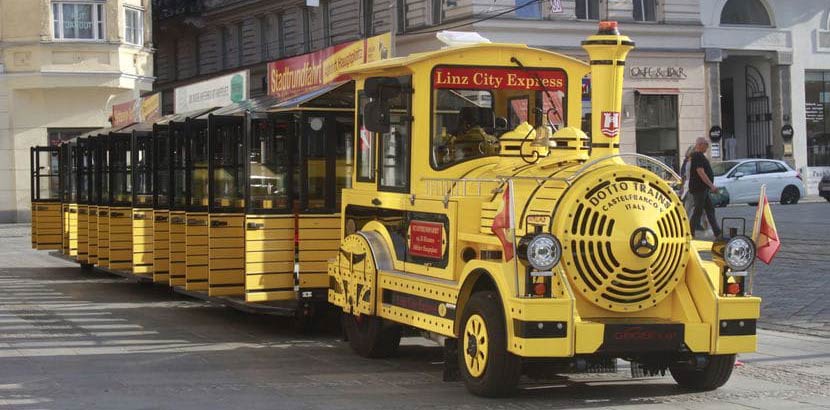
[{"xmin": 601, "ymin": 111, "xmax": 620, "ymax": 138}]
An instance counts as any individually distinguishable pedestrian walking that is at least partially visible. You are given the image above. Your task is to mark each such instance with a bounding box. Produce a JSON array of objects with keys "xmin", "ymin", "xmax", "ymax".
[{"xmin": 688, "ymin": 137, "xmax": 722, "ymax": 239}]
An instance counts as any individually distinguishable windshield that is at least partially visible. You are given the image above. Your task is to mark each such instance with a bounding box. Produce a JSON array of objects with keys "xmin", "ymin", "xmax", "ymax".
[
  {"xmin": 431, "ymin": 65, "xmax": 567, "ymax": 169},
  {"xmin": 711, "ymin": 161, "xmax": 738, "ymax": 176}
]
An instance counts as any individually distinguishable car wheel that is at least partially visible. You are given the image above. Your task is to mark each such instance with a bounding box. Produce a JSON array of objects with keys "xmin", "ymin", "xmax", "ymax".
[{"xmin": 781, "ymin": 185, "xmax": 800, "ymax": 205}]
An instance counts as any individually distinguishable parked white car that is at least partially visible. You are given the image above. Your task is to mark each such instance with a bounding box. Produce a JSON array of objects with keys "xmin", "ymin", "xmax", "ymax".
[{"xmin": 712, "ymin": 159, "xmax": 806, "ymax": 205}]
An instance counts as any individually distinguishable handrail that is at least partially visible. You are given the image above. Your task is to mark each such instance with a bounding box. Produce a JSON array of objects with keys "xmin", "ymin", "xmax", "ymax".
[{"xmin": 421, "ymin": 153, "xmax": 681, "ymax": 201}]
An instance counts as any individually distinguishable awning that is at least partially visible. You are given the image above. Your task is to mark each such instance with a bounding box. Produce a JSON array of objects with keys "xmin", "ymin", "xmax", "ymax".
[
  {"xmin": 263, "ymin": 81, "xmax": 354, "ymax": 112},
  {"xmin": 634, "ymin": 88, "xmax": 680, "ymax": 95},
  {"xmin": 156, "ymin": 107, "xmax": 219, "ymax": 124},
  {"xmin": 206, "ymin": 95, "xmax": 282, "ymax": 117}
]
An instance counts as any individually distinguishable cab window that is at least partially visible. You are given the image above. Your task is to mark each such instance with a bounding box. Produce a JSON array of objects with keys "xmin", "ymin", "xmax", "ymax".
[
  {"xmin": 377, "ymin": 76, "xmax": 412, "ymax": 192},
  {"xmin": 430, "ymin": 65, "xmax": 567, "ymax": 169}
]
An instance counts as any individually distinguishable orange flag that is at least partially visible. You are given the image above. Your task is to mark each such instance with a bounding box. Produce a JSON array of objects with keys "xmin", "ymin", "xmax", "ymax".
[
  {"xmin": 755, "ymin": 193, "xmax": 780, "ymax": 264},
  {"xmin": 491, "ymin": 184, "xmax": 515, "ymax": 261}
]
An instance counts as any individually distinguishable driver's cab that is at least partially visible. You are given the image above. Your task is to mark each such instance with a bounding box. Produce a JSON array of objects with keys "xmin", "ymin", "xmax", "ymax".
[{"xmin": 340, "ymin": 44, "xmax": 588, "ymax": 281}]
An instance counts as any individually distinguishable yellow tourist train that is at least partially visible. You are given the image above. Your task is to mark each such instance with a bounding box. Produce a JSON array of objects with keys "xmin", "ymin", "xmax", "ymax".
[{"xmin": 29, "ymin": 22, "xmax": 761, "ymax": 397}]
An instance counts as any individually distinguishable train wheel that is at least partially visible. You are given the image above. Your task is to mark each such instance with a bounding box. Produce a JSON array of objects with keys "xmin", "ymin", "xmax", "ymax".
[
  {"xmin": 341, "ymin": 313, "xmax": 401, "ymax": 358},
  {"xmin": 670, "ymin": 354, "xmax": 735, "ymax": 391},
  {"xmin": 458, "ymin": 291, "xmax": 521, "ymax": 397}
]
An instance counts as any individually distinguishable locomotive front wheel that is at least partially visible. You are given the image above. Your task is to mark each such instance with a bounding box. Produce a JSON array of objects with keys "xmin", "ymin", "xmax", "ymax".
[
  {"xmin": 458, "ymin": 291, "xmax": 521, "ymax": 397},
  {"xmin": 341, "ymin": 313, "xmax": 401, "ymax": 358},
  {"xmin": 670, "ymin": 354, "xmax": 736, "ymax": 391}
]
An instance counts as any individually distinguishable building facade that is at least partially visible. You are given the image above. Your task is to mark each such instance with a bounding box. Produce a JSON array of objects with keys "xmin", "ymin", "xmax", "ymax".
[
  {"xmin": 0, "ymin": 0, "xmax": 154, "ymax": 222},
  {"xmin": 701, "ymin": 0, "xmax": 830, "ymax": 194}
]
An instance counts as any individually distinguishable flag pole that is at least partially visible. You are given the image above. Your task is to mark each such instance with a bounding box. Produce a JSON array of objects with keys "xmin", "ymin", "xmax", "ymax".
[
  {"xmin": 747, "ymin": 185, "xmax": 766, "ymax": 296},
  {"xmin": 508, "ymin": 179, "xmax": 521, "ymax": 297}
]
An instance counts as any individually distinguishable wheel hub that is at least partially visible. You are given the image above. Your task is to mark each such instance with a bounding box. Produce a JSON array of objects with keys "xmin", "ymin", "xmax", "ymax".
[{"xmin": 463, "ymin": 314, "xmax": 488, "ymax": 378}]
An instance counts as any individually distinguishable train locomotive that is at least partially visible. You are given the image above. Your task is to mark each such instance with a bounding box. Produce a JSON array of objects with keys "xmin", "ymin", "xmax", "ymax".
[{"xmin": 328, "ymin": 22, "xmax": 761, "ymax": 396}]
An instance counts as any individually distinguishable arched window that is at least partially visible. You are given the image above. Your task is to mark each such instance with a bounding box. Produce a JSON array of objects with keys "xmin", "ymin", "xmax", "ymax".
[{"xmin": 720, "ymin": 0, "xmax": 771, "ymax": 26}]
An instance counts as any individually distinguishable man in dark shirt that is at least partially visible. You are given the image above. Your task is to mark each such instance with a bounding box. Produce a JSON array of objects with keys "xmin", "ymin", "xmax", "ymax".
[{"xmin": 689, "ymin": 137, "xmax": 722, "ymax": 239}]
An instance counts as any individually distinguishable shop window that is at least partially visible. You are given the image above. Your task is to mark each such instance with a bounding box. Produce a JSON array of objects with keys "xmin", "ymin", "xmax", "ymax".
[
  {"xmin": 515, "ymin": 0, "xmax": 542, "ymax": 19},
  {"xmin": 52, "ymin": 2, "xmax": 105, "ymax": 40},
  {"xmin": 635, "ymin": 94, "xmax": 679, "ymax": 171},
  {"xmin": 720, "ymin": 0, "xmax": 771, "ymax": 26},
  {"xmin": 806, "ymin": 71, "xmax": 830, "ymax": 166},
  {"xmin": 124, "ymin": 7, "xmax": 144, "ymax": 45},
  {"xmin": 633, "ymin": 0, "xmax": 656, "ymax": 22},
  {"xmin": 575, "ymin": 0, "xmax": 600, "ymax": 21}
]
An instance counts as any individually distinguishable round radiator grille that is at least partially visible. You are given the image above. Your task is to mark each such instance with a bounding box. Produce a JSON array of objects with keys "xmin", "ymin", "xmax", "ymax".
[{"xmin": 552, "ymin": 165, "xmax": 691, "ymax": 312}]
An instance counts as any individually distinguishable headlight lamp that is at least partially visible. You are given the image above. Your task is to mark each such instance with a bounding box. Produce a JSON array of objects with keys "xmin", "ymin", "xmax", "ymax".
[
  {"xmin": 723, "ymin": 235, "xmax": 755, "ymax": 271},
  {"xmin": 520, "ymin": 234, "xmax": 562, "ymax": 271}
]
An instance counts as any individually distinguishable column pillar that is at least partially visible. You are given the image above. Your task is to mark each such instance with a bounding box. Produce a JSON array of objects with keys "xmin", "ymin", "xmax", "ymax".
[
  {"xmin": 704, "ymin": 49, "xmax": 723, "ymax": 132},
  {"xmin": 770, "ymin": 51, "xmax": 793, "ymax": 162}
]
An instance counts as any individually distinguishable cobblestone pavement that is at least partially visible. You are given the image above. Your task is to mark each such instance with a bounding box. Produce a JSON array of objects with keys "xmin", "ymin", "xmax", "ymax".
[
  {"xmin": 2, "ymin": 218, "xmax": 830, "ymax": 409},
  {"xmin": 715, "ymin": 202, "xmax": 830, "ymax": 338}
]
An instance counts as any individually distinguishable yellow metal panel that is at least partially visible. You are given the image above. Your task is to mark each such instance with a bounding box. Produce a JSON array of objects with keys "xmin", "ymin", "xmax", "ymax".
[
  {"xmin": 246, "ymin": 240, "xmax": 294, "ymax": 252},
  {"xmin": 188, "ymin": 255, "xmax": 209, "ymax": 265},
  {"xmin": 211, "ymin": 246, "xmax": 245, "ymax": 258},
  {"xmin": 187, "ymin": 235, "xmax": 209, "ymax": 246},
  {"xmin": 715, "ymin": 335, "xmax": 757, "ymax": 354},
  {"xmin": 246, "ymin": 250, "xmax": 294, "ymax": 263},
  {"xmin": 298, "ymin": 216, "xmax": 340, "ymax": 229},
  {"xmin": 574, "ymin": 322, "xmax": 604, "ymax": 354},
  {"xmin": 245, "ymin": 261, "xmax": 295, "ymax": 274},
  {"xmin": 209, "ymin": 270, "xmax": 245, "ymax": 285},
  {"xmin": 209, "ymin": 286, "xmax": 245, "ymax": 296},
  {"xmin": 185, "ymin": 281, "xmax": 208, "ymax": 292},
  {"xmin": 299, "ymin": 250, "xmax": 337, "ymax": 261},
  {"xmin": 298, "ymin": 229, "xmax": 340, "ymax": 240},
  {"xmin": 245, "ymin": 274, "xmax": 294, "ymax": 290},
  {"xmin": 211, "ymin": 258, "xmax": 244, "ymax": 270},
  {"xmin": 245, "ymin": 290, "xmax": 295, "ymax": 302},
  {"xmin": 244, "ymin": 230, "xmax": 293, "ymax": 241},
  {"xmin": 299, "ymin": 261, "xmax": 329, "ymax": 272},
  {"xmin": 247, "ymin": 217, "xmax": 294, "ymax": 229},
  {"xmin": 186, "ymin": 267, "xmax": 208, "ymax": 279},
  {"xmin": 298, "ymin": 239, "xmax": 340, "ymax": 251},
  {"xmin": 209, "ymin": 226, "xmax": 244, "ymax": 238},
  {"xmin": 210, "ymin": 237, "xmax": 244, "ymax": 248},
  {"xmin": 299, "ymin": 273, "xmax": 328, "ymax": 288}
]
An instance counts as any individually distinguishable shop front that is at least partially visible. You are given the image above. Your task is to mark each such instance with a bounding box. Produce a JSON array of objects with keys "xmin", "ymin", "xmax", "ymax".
[{"xmin": 622, "ymin": 54, "xmax": 706, "ymax": 172}]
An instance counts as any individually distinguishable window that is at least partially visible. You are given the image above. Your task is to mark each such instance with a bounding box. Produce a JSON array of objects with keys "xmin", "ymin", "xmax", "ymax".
[
  {"xmin": 575, "ymin": 0, "xmax": 600, "ymax": 20},
  {"xmin": 124, "ymin": 7, "xmax": 144, "ymax": 45},
  {"xmin": 370, "ymin": 76, "xmax": 412, "ymax": 192},
  {"xmin": 732, "ymin": 162, "xmax": 757, "ymax": 177},
  {"xmin": 302, "ymin": 7, "xmax": 312, "ymax": 52},
  {"xmin": 720, "ymin": 0, "xmax": 771, "ymax": 26},
  {"xmin": 357, "ymin": 94, "xmax": 375, "ymax": 182},
  {"xmin": 260, "ymin": 15, "xmax": 272, "ymax": 60},
  {"xmin": 249, "ymin": 117, "xmax": 294, "ymax": 212},
  {"xmin": 633, "ymin": 0, "xmax": 656, "ymax": 22},
  {"xmin": 52, "ymin": 2, "xmax": 105, "ymax": 40},
  {"xmin": 636, "ymin": 95, "xmax": 679, "ymax": 171},
  {"xmin": 362, "ymin": 0, "xmax": 374, "ymax": 36},
  {"xmin": 806, "ymin": 71, "xmax": 830, "ymax": 166},
  {"xmin": 432, "ymin": 0, "xmax": 444, "ymax": 25},
  {"xmin": 758, "ymin": 161, "xmax": 785, "ymax": 174},
  {"xmin": 515, "ymin": 0, "xmax": 542, "ymax": 19}
]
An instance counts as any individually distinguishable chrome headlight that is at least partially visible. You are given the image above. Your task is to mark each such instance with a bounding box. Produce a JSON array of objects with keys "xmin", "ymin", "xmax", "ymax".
[
  {"xmin": 724, "ymin": 235, "xmax": 755, "ymax": 271},
  {"xmin": 522, "ymin": 234, "xmax": 562, "ymax": 271}
]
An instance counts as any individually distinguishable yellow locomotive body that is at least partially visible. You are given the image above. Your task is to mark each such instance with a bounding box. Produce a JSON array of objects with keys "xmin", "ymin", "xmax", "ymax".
[{"xmin": 328, "ymin": 24, "xmax": 761, "ymax": 396}]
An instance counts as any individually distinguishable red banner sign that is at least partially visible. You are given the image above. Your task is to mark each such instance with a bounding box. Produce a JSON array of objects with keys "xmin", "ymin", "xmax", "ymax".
[
  {"xmin": 409, "ymin": 221, "xmax": 444, "ymax": 259},
  {"xmin": 111, "ymin": 93, "xmax": 161, "ymax": 127},
  {"xmin": 433, "ymin": 66, "xmax": 567, "ymax": 91},
  {"xmin": 267, "ymin": 33, "xmax": 391, "ymax": 100}
]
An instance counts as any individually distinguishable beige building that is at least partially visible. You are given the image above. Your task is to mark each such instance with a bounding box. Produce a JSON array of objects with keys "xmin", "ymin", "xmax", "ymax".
[{"xmin": 0, "ymin": 0, "xmax": 154, "ymax": 222}]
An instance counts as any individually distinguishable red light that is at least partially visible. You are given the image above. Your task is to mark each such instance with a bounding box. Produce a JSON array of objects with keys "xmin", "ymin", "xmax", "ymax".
[
  {"xmin": 726, "ymin": 283, "xmax": 741, "ymax": 295},
  {"xmin": 533, "ymin": 283, "xmax": 547, "ymax": 296},
  {"xmin": 598, "ymin": 21, "xmax": 620, "ymax": 35}
]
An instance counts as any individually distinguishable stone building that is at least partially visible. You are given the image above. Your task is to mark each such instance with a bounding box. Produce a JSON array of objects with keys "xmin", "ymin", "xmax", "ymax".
[{"xmin": 0, "ymin": 0, "xmax": 154, "ymax": 222}]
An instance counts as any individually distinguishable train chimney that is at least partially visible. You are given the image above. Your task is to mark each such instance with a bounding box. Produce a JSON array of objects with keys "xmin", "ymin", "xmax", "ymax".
[{"xmin": 581, "ymin": 21, "xmax": 634, "ymax": 158}]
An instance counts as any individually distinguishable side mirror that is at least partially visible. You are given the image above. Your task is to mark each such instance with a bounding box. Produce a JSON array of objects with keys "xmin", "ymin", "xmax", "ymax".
[
  {"xmin": 733, "ymin": 172, "xmax": 744, "ymax": 179},
  {"xmin": 364, "ymin": 100, "xmax": 390, "ymax": 133}
]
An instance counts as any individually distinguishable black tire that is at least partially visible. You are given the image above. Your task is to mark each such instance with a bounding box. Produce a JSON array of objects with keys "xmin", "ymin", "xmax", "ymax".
[
  {"xmin": 781, "ymin": 185, "xmax": 800, "ymax": 205},
  {"xmin": 825, "ymin": 197, "xmax": 830, "ymax": 203},
  {"xmin": 341, "ymin": 313, "xmax": 401, "ymax": 358},
  {"xmin": 670, "ymin": 354, "xmax": 736, "ymax": 391},
  {"xmin": 458, "ymin": 291, "xmax": 522, "ymax": 397}
]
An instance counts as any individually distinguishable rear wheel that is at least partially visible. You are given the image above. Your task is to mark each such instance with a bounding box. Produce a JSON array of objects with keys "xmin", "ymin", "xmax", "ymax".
[
  {"xmin": 670, "ymin": 354, "xmax": 735, "ymax": 391},
  {"xmin": 341, "ymin": 313, "xmax": 401, "ymax": 358},
  {"xmin": 780, "ymin": 185, "xmax": 800, "ymax": 205},
  {"xmin": 458, "ymin": 291, "xmax": 521, "ymax": 397}
]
